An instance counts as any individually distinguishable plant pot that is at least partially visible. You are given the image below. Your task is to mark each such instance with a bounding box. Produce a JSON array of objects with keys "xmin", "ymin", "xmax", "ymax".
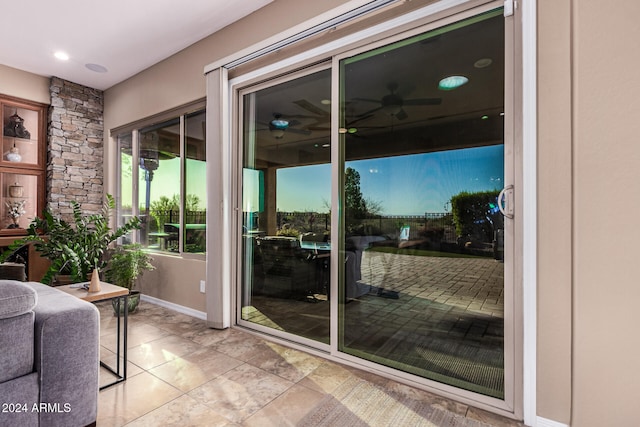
[{"xmin": 111, "ymin": 290, "xmax": 140, "ymax": 315}]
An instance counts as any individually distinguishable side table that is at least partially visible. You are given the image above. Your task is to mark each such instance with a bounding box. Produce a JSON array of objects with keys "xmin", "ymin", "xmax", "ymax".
[{"xmin": 57, "ymin": 281, "xmax": 129, "ymax": 390}]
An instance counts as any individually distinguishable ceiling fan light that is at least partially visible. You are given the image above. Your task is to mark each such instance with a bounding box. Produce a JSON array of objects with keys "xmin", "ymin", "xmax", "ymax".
[
  {"xmin": 438, "ymin": 75, "xmax": 469, "ymax": 91},
  {"xmin": 270, "ymin": 119, "xmax": 289, "ymax": 129},
  {"xmin": 270, "ymin": 128, "xmax": 285, "ymax": 138}
]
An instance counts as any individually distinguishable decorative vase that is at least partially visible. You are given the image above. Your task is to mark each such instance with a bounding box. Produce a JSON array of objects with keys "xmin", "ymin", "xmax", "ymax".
[
  {"xmin": 9, "ymin": 182, "xmax": 23, "ymax": 198},
  {"xmin": 88, "ymin": 269, "xmax": 101, "ymax": 292}
]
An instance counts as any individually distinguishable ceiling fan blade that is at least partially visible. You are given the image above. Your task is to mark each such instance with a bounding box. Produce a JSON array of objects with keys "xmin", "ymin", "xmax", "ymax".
[
  {"xmin": 293, "ymin": 99, "xmax": 329, "ymax": 117},
  {"xmin": 403, "ymin": 98, "xmax": 442, "ymax": 106},
  {"xmin": 287, "ymin": 128, "xmax": 312, "ymax": 135},
  {"xmin": 346, "ymin": 113, "xmax": 375, "ymax": 127},
  {"xmin": 358, "ymin": 106, "xmax": 383, "ymax": 117},
  {"xmin": 352, "ymin": 97, "xmax": 381, "ymax": 104}
]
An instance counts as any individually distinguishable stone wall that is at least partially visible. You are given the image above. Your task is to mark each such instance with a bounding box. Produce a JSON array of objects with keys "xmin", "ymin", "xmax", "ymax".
[{"xmin": 48, "ymin": 77, "xmax": 104, "ymax": 220}]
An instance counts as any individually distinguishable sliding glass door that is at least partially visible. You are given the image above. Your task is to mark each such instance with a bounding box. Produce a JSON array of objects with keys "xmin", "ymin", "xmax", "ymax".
[
  {"xmin": 239, "ymin": 67, "xmax": 332, "ymax": 345},
  {"xmin": 237, "ymin": 6, "xmax": 511, "ymax": 401},
  {"xmin": 337, "ymin": 9, "xmax": 507, "ymax": 399}
]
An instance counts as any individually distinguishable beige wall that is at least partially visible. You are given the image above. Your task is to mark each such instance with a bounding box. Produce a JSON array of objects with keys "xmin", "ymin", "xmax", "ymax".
[
  {"xmin": 0, "ymin": 64, "xmax": 50, "ymax": 104},
  {"xmin": 536, "ymin": 1, "xmax": 573, "ymax": 424},
  {"xmin": 571, "ymin": 1, "xmax": 640, "ymax": 426},
  {"xmin": 137, "ymin": 254, "xmax": 207, "ymax": 312},
  {"xmin": 103, "ymin": 0, "xmax": 355, "ymax": 313},
  {"xmin": 539, "ymin": 0, "xmax": 640, "ymax": 425}
]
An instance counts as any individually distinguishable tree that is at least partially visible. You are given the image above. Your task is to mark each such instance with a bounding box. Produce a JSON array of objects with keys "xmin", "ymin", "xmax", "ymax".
[
  {"xmin": 149, "ymin": 194, "xmax": 202, "ymax": 230},
  {"xmin": 345, "ymin": 167, "xmax": 368, "ymax": 220}
]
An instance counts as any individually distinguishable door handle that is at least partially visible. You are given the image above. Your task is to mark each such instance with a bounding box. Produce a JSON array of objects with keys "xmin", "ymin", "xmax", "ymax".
[{"xmin": 498, "ymin": 185, "xmax": 514, "ymax": 219}]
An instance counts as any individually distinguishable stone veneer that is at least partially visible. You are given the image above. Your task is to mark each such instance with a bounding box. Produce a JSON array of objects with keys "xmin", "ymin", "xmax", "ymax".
[{"xmin": 48, "ymin": 77, "xmax": 104, "ymax": 221}]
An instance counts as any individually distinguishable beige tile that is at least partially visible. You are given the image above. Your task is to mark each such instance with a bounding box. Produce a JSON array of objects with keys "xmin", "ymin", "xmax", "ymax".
[
  {"xmin": 246, "ymin": 341, "xmax": 324, "ymax": 383},
  {"xmin": 243, "ymin": 384, "xmax": 326, "ymax": 427},
  {"xmin": 188, "ymin": 364, "xmax": 293, "ymax": 423},
  {"xmin": 127, "ymin": 335, "xmax": 205, "ymax": 370},
  {"xmin": 206, "ymin": 330, "xmax": 272, "ymax": 362},
  {"xmin": 466, "ymin": 406, "xmax": 525, "ymax": 427},
  {"xmin": 101, "ymin": 322, "xmax": 170, "ymax": 353},
  {"xmin": 149, "ymin": 347, "xmax": 243, "ymax": 392},
  {"xmin": 125, "ymin": 394, "xmax": 238, "ymax": 427},
  {"xmin": 383, "ymin": 381, "xmax": 469, "ymax": 416},
  {"xmin": 99, "ymin": 346, "xmax": 144, "ymax": 388},
  {"xmin": 97, "ymin": 371, "xmax": 182, "ymax": 426},
  {"xmin": 298, "ymin": 360, "xmax": 354, "ymax": 394},
  {"xmin": 188, "ymin": 326, "xmax": 247, "ymax": 347}
]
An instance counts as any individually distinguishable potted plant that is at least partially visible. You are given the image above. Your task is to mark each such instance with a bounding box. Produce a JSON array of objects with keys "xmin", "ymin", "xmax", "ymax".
[
  {"xmin": 0, "ymin": 194, "xmax": 141, "ymax": 285},
  {"xmin": 104, "ymin": 243, "xmax": 154, "ymax": 314}
]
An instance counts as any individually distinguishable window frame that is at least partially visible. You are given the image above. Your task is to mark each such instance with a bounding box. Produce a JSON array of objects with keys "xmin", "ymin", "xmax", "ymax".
[{"xmin": 113, "ymin": 101, "xmax": 206, "ymax": 259}]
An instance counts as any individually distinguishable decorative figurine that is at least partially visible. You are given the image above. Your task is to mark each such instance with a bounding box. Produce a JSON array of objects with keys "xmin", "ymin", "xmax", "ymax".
[
  {"xmin": 5, "ymin": 200, "xmax": 26, "ymax": 229},
  {"xmin": 3, "ymin": 111, "xmax": 31, "ymax": 139}
]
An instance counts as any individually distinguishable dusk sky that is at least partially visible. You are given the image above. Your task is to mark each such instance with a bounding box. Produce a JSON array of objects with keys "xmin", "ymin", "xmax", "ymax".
[{"xmin": 277, "ymin": 144, "xmax": 504, "ymax": 215}]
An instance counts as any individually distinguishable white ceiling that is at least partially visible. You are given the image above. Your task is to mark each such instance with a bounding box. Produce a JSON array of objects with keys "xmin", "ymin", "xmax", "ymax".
[{"xmin": 0, "ymin": 0, "xmax": 273, "ymax": 91}]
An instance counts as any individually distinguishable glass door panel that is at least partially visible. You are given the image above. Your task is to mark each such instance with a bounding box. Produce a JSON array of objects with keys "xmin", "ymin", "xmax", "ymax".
[
  {"xmin": 338, "ymin": 10, "xmax": 506, "ymax": 398},
  {"xmin": 240, "ymin": 68, "xmax": 332, "ymax": 344}
]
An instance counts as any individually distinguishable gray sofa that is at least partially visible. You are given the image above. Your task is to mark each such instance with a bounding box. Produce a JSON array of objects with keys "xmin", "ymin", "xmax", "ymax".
[{"xmin": 0, "ymin": 280, "xmax": 99, "ymax": 427}]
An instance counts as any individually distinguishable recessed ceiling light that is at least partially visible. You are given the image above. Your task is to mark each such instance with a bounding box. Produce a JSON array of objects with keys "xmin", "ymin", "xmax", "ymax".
[
  {"xmin": 481, "ymin": 115, "xmax": 489, "ymax": 120},
  {"xmin": 438, "ymin": 75, "xmax": 468, "ymax": 91},
  {"xmin": 320, "ymin": 99, "xmax": 331, "ymax": 105},
  {"xmin": 474, "ymin": 58, "xmax": 493, "ymax": 68},
  {"xmin": 322, "ymin": 143, "xmax": 330, "ymax": 148},
  {"xmin": 54, "ymin": 51, "xmax": 69, "ymax": 61},
  {"xmin": 86, "ymin": 63, "xmax": 108, "ymax": 73}
]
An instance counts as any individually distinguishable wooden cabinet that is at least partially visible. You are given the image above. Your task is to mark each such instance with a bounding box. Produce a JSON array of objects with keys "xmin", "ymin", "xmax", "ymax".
[{"xmin": 0, "ymin": 94, "xmax": 46, "ymax": 236}]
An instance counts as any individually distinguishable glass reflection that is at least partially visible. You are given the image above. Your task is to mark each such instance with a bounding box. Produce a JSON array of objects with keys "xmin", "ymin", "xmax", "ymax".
[
  {"xmin": 240, "ymin": 69, "xmax": 332, "ymax": 344},
  {"xmin": 339, "ymin": 10, "xmax": 505, "ymax": 398},
  {"xmin": 184, "ymin": 111, "xmax": 207, "ymax": 254},
  {"xmin": 138, "ymin": 119, "xmax": 181, "ymax": 252}
]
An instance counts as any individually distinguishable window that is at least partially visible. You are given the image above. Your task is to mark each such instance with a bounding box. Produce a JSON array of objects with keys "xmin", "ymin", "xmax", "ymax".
[{"xmin": 116, "ymin": 107, "xmax": 206, "ymax": 255}]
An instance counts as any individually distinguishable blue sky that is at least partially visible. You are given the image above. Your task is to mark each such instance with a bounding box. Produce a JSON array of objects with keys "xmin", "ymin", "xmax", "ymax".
[
  {"xmin": 120, "ymin": 156, "xmax": 207, "ymax": 209},
  {"xmin": 277, "ymin": 145, "xmax": 504, "ymax": 215}
]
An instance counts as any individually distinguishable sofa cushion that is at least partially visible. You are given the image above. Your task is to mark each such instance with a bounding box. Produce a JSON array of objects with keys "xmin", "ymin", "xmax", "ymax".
[
  {"xmin": 0, "ymin": 279, "xmax": 37, "ymax": 319},
  {"xmin": 0, "ymin": 312, "xmax": 35, "ymax": 383}
]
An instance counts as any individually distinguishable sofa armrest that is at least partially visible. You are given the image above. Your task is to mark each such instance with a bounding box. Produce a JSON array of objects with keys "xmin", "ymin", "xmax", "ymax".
[{"xmin": 25, "ymin": 282, "xmax": 100, "ymax": 427}]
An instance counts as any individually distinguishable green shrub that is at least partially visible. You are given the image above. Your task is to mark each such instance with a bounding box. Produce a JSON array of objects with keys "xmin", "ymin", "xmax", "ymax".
[{"xmin": 450, "ymin": 190, "xmax": 502, "ymax": 243}]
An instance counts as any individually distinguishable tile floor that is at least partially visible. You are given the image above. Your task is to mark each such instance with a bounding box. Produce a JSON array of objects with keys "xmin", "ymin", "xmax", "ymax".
[{"xmin": 96, "ymin": 300, "xmax": 523, "ymax": 427}]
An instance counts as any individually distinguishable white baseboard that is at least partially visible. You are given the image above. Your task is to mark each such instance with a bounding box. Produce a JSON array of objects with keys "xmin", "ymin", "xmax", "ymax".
[
  {"xmin": 537, "ymin": 417, "xmax": 569, "ymax": 427},
  {"xmin": 140, "ymin": 294, "xmax": 207, "ymax": 321}
]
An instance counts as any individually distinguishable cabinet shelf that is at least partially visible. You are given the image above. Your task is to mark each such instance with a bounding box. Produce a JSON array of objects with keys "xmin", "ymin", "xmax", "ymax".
[{"xmin": 0, "ymin": 94, "xmax": 46, "ymax": 236}]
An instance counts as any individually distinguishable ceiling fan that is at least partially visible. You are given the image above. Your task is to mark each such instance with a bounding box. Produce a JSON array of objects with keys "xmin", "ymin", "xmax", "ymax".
[
  {"xmin": 354, "ymin": 82, "xmax": 441, "ymax": 120},
  {"xmin": 257, "ymin": 113, "xmax": 311, "ymax": 139}
]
